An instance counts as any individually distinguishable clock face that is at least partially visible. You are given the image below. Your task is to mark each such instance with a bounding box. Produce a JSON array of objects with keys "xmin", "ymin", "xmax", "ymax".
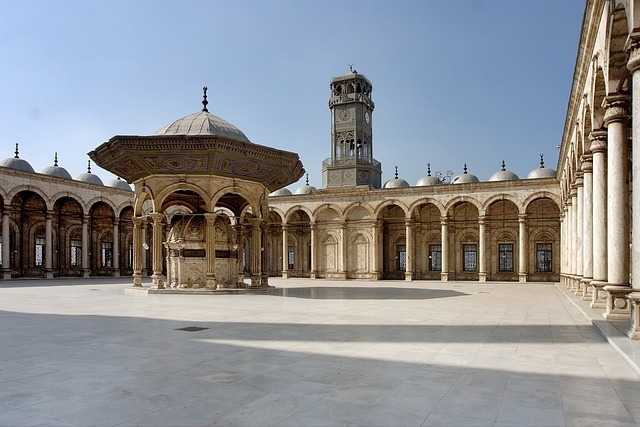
[
  {"xmin": 339, "ymin": 109, "xmax": 351, "ymax": 121},
  {"xmin": 364, "ymin": 111, "xmax": 370, "ymax": 124}
]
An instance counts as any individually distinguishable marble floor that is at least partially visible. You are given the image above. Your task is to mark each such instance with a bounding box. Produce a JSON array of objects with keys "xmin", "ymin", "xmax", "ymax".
[{"xmin": 1, "ymin": 278, "xmax": 639, "ymax": 426}]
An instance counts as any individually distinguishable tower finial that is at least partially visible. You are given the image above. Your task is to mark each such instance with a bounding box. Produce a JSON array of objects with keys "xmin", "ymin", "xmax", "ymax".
[
  {"xmin": 427, "ymin": 163, "xmax": 431, "ymax": 176},
  {"xmin": 87, "ymin": 160, "xmax": 91, "ymax": 173},
  {"xmin": 394, "ymin": 166, "xmax": 398, "ymax": 179},
  {"xmin": 305, "ymin": 173, "xmax": 309, "ymax": 185},
  {"xmin": 202, "ymin": 86, "xmax": 209, "ymax": 112},
  {"xmin": 463, "ymin": 163, "xmax": 468, "ymax": 174},
  {"xmin": 14, "ymin": 143, "xmax": 19, "ymax": 159},
  {"xmin": 54, "ymin": 152, "xmax": 58, "ymax": 167},
  {"xmin": 540, "ymin": 154, "xmax": 545, "ymax": 168},
  {"xmin": 349, "ymin": 63, "xmax": 353, "ymax": 73},
  {"xmin": 501, "ymin": 160, "xmax": 506, "ymax": 171}
]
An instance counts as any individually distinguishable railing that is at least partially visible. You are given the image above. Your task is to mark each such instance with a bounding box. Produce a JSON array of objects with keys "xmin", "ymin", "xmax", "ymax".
[
  {"xmin": 328, "ymin": 94, "xmax": 375, "ymax": 109},
  {"xmin": 322, "ymin": 157, "xmax": 381, "ymax": 169}
]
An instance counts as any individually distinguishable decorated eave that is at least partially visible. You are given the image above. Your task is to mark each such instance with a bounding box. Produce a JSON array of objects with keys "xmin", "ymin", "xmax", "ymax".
[{"xmin": 88, "ymin": 134, "xmax": 305, "ymax": 193}]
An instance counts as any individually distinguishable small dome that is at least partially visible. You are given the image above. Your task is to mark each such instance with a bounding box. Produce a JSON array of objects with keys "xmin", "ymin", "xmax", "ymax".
[
  {"xmin": 107, "ymin": 177, "xmax": 132, "ymax": 191},
  {"xmin": 155, "ymin": 88, "xmax": 249, "ymax": 143},
  {"xmin": 76, "ymin": 161, "xmax": 104, "ymax": 186},
  {"xmin": 41, "ymin": 153, "xmax": 72, "ymax": 180},
  {"xmin": 269, "ymin": 188, "xmax": 293, "ymax": 197},
  {"xmin": 527, "ymin": 154, "xmax": 556, "ymax": 179},
  {"xmin": 294, "ymin": 174, "xmax": 316, "ymax": 195},
  {"xmin": 0, "ymin": 144, "xmax": 35, "ymax": 173},
  {"xmin": 416, "ymin": 164, "xmax": 441, "ymax": 186},
  {"xmin": 384, "ymin": 166, "xmax": 410, "ymax": 189},
  {"xmin": 451, "ymin": 163, "xmax": 480, "ymax": 184},
  {"xmin": 488, "ymin": 161, "xmax": 519, "ymax": 182}
]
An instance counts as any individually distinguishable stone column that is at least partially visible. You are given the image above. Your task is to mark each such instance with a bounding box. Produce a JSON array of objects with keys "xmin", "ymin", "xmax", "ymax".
[
  {"xmin": 603, "ymin": 95, "xmax": 631, "ymax": 319},
  {"xmin": 204, "ymin": 213, "xmax": 217, "ymax": 289},
  {"xmin": 440, "ymin": 217, "xmax": 449, "ymax": 281},
  {"xmin": 132, "ymin": 217, "xmax": 143, "ymax": 286},
  {"xmin": 149, "ymin": 213, "xmax": 165, "ymax": 289},
  {"xmin": 478, "ymin": 215, "xmax": 487, "ymax": 282},
  {"xmin": 2, "ymin": 209, "xmax": 10, "ymax": 279},
  {"xmin": 44, "ymin": 211, "xmax": 53, "ymax": 279},
  {"xmin": 570, "ymin": 188, "xmax": 578, "ymax": 291},
  {"xmin": 405, "ymin": 220, "xmax": 414, "ymax": 281},
  {"xmin": 281, "ymin": 224, "xmax": 289, "ymax": 278},
  {"xmin": 250, "ymin": 218, "xmax": 262, "ymax": 286},
  {"xmin": 310, "ymin": 223, "xmax": 317, "ymax": 279},
  {"xmin": 574, "ymin": 173, "xmax": 584, "ymax": 294},
  {"xmin": 112, "ymin": 218, "xmax": 120, "ymax": 277},
  {"xmin": 627, "ymin": 37, "xmax": 640, "ymax": 337},
  {"xmin": 141, "ymin": 219, "xmax": 148, "ymax": 276},
  {"xmin": 81, "ymin": 215, "xmax": 90, "ymax": 278},
  {"xmin": 518, "ymin": 214, "xmax": 527, "ymax": 283},
  {"xmin": 565, "ymin": 197, "xmax": 573, "ymax": 288},
  {"xmin": 372, "ymin": 220, "xmax": 382, "ymax": 280},
  {"xmin": 590, "ymin": 130, "xmax": 608, "ymax": 308},
  {"xmin": 261, "ymin": 221, "xmax": 269, "ymax": 286},
  {"xmin": 559, "ymin": 211, "xmax": 565, "ymax": 284},
  {"xmin": 340, "ymin": 222, "xmax": 347, "ymax": 279},
  {"xmin": 581, "ymin": 153, "xmax": 594, "ymax": 299}
]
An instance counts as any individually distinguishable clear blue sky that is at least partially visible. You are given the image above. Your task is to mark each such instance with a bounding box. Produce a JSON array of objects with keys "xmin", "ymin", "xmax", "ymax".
[{"xmin": 0, "ymin": 0, "xmax": 584, "ymax": 189}]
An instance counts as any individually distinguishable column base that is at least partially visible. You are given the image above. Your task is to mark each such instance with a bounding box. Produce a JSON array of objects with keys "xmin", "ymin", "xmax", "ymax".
[
  {"xmin": 627, "ymin": 292, "xmax": 640, "ymax": 339},
  {"xmin": 440, "ymin": 272, "xmax": 449, "ymax": 282},
  {"xmin": 518, "ymin": 273, "xmax": 527, "ymax": 283},
  {"xmin": 282, "ymin": 271, "xmax": 289, "ymax": 279},
  {"xmin": 590, "ymin": 280, "xmax": 608, "ymax": 309},
  {"xmin": 603, "ymin": 284, "xmax": 632, "ymax": 320},
  {"xmin": 405, "ymin": 272, "xmax": 413, "ymax": 282},
  {"xmin": 132, "ymin": 273, "xmax": 143, "ymax": 287},
  {"xmin": 310, "ymin": 270, "xmax": 317, "ymax": 279},
  {"xmin": 2, "ymin": 270, "xmax": 10, "ymax": 280},
  {"xmin": 250, "ymin": 274, "xmax": 261, "ymax": 287},
  {"xmin": 151, "ymin": 274, "xmax": 165, "ymax": 289},
  {"xmin": 45, "ymin": 270, "xmax": 53, "ymax": 279},
  {"xmin": 574, "ymin": 277, "xmax": 585, "ymax": 295},
  {"xmin": 261, "ymin": 275, "xmax": 269, "ymax": 286},
  {"xmin": 205, "ymin": 276, "xmax": 216, "ymax": 290},
  {"xmin": 478, "ymin": 273, "xmax": 487, "ymax": 282},
  {"xmin": 580, "ymin": 278, "xmax": 593, "ymax": 300}
]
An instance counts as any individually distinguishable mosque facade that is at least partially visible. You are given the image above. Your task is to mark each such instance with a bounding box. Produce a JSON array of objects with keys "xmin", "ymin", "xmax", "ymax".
[{"xmin": 1, "ymin": 0, "xmax": 639, "ymax": 334}]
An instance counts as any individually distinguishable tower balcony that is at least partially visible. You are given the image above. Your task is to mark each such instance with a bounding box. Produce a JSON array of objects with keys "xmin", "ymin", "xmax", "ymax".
[
  {"xmin": 322, "ymin": 157, "xmax": 381, "ymax": 169},
  {"xmin": 328, "ymin": 94, "xmax": 375, "ymax": 109}
]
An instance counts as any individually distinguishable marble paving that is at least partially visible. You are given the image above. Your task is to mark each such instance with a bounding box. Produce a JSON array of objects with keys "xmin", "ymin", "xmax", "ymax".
[{"xmin": 1, "ymin": 278, "xmax": 639, "ymax": 426}]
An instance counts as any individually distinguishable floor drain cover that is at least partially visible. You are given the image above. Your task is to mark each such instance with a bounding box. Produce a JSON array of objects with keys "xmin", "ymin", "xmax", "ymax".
[{"xmin": 175, "ymin": 326, "xmax": 209, "ymax": 332}]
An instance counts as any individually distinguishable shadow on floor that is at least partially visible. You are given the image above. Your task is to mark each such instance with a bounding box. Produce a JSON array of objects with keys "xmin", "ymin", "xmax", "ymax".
[{"xmin": 270, "ymin": 286, "xmax": 468, "ymax": 300}]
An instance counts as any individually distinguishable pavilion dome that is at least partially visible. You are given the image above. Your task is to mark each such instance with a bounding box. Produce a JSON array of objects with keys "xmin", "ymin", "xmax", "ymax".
[
  {"xmin": 488, "ymin": 161, "xmax": 519, "ymax": 182},
  {"xmin": 416, "ymin": 164, "xmax": 441, "ymax": 186},
  {"xmin": 294, "ymin": 175, "xmax": 316, "ymax": 195},
  {"xmin": 76, "ymin": 161, "xmax": 104, "ymax": 186},
  {"xmin": 155, "ymin": 88, "xmax": 249, "ymax": 143},
  {"xmin": 0, "ymin": 144, "xmax": 35, "ymax": 173},
  {"xmin": 451, "ymin": 164, "xmax": 480, "ymax": 184},
  {"xmin": 527, "ymin": 155, "xmax": 557, "ymax": 179},
  {"xmin": 384, "ymin": 167, "xmax": 410, "ymax": 189},
  {"xmin": 269, "ymin": 188, "xmax": 293, "ymax": 197},
  {"xmin": 41, "ymin": 153, "xmax": 72, "ymax": 180},
  {"xmin": 107, "ymin": 177, "xmax": 132, "ymax": 191}
]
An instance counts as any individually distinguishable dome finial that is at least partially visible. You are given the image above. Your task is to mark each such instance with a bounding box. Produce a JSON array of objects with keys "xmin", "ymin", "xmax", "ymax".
[
  {"xmin": 202, "ymin": 86, "xmax": 209, "ymax": 112},
  {"xmin": 427, "ymin": 163, "xmax": 431, "ymax": 176},
  {"xmin": 87, "ymin": 160, "xmax": 92, "ymax": 173},
  {"xmin": 463, "ymin": 163, "xmax": 468, "ymax": 174},
  {"xmin": 305, "ymin": 173, "xmax": 309, "ymax": 185},
  {"xmin": 501, "ymin": 160, "xmax": 506, "ymax": 171},
  {"xmin": 394, "ymin": 166, "xmax": 399, "ymax": 179},
  {"xmin": 540, "ymin": 153, "xmax": 545, "ymax": 168},
  {"xmin": 14, "ymin": 143, "xmax": 19, "ymax": 159},
  {"xmin": 54, "ymin": 152, "xmax": 58, "ymax": 167}
]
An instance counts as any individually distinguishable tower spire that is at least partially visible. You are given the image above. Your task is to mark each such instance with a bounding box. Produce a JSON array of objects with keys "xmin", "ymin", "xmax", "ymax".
[
  {"xmin": 501, "ymin": 160, "xmax": 506, "ymax": 171},
  {"xmin": 54, "ymin": 152, "xmax": 58, "ymax": 167},
  {"xmin": 87, "ymin": 160, "xmax": 92, "ymax": 173},
  {"xmin": 202, "ymin": 86, "xmax": 209, "ymax": 112},
  {"xmin": 14, "ymin": 143, "xmax": 19, "ymax": 159},
  {"xmin": 463, "ymin": 163, "xmax": 468, "ymax": 174},
  {"xmin": 540, "ymin": 153, "xmax": 545, "ymax": 168},
  {"xmin": 394, "ymin": 166, "xmax": 399, "ymax": 179},
  {"xmin": 427, "ymin": 163, "xmax": 431, "ymax": 176}
]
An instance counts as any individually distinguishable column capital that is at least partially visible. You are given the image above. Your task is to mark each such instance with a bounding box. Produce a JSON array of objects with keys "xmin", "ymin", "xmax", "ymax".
[
  {"xmin": 149, "ymin": 212, "xmax": 165, "ymax": 224},
  {"xmin": 310, "ymin": 223, "xmax": 317, "ymax": 231},
  {"xmin": 132, "ymin": 216, "xmax": 144, "ymax": 226},
  {"xmin": 440, "ymin": 217, "xmax": 449, "ymax": 226},
  {"xmin": 580, "ymin": 154, "xmax": 593, "ymax": 172},
  {"xmin": 626, "ymin": 32, "xmax": 640, "ymax": 73},
  {"xmin": 281, "ymin": 223, "xmax": 289, "ymax": 231},
  {"xmin": 518, "ymin": 213, "xmax": 527, "ymax": 222},
  {"xmin": 603, "ymin": 94, "xmax": 631, "ymax": 125},
  {"xmin": 589, "ymin": 130, "xmax": 608, "ymax": 153},
  {"xmin": 204, "ymin": 212, "xmax": 218, "ymax": 223},
  {"xmin": 404, "ymin": 219, "xmax": 413, "ymax": 227},
  {"xmin": 478, "ymin": 215, "xmax": 486, "ymax": 224}
]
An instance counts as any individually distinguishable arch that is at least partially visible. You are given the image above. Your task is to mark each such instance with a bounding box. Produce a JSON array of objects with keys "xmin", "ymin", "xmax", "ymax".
[
  {"xmin": 155, "ymin": 182, "xmax": 210, "ymax": 213},
  {"xmin": 408, "ymin": 198, "xmax": 445, "ymax": 218},
  {"xmin": 374, "ymin": 199, "xmax": 409, "ymax": 218},
  {"xmin": 314, "ymin": 204, "xmax": 343, "ymax": 223},
  {"xmin": 267, "ymin": 208, "xmax": 284, "ymax": 224},
  {"xmin": 481, "ymin": 194, "xmax": 522, "ymax": 213},
  {"xmin": 284, "ymin": 205, "xmax": 314, "ymax": 223},
  {"xmin": 343, "ymin": 202, "xmax": 375, "ymax": 221},
  {"xmin": 211, "ymin": 184, "xmax": 262, "ymax": 217},
  {"xmin": 49, "ymin": 191, "xmax": 85, "ymax": 210},
  {"xmin": 523, "ymin": 192, "xmax": 561, "ymax": 212},
  {"xmin": 116, "ymin": 201, "xmax": 134, "ymax": 218},
  {"xmin": 606, "ymin": 2, "xmax": 630, "ymax": 89},
  {"xmin": 444, "ymin": 196, "xmax": 482, "ymax": 216},
  {"xmin": 86, "ymin": 197, "xmax": 118, "ymax": 216},
  {"xmin": 8, "ymin": 185, "xmax": 52, "ymax": 210}
]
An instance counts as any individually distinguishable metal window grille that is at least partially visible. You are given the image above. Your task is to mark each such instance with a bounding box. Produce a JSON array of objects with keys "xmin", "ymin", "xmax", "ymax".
[
  {"xmin": 499, "ymin": 243, "xmax": 514, "ymax": 272},
  {"xmin": 70, "ymin": 240, "xmax": 82, "ymax": 266},
  {"xmin": 35, "ymin": 237, "xmax": 45, "ymax": 266},
  {"xmin": 288, "ymin": 245, "xmax": 295, "ymax": 269},
  {"xmin": 429, "ymin": 244, "xmax": 442, "ymax": 271},
  {"xmin": 101, "ymin": 242, "xmax": 113, "ymax": 267},
  {"xmin": 463, "ymin": 244, "xmax": 477, "ymax": 272},
  {"xmin": 536, "ymin": 243, "xmax": 553, "ymax": 272},
  {"xmin": 397, "ymin": 245, "xmax": 406, "ymax": 271}
]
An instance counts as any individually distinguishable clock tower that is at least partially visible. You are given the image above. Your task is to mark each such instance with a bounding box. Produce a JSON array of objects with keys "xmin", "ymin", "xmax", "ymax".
[{"xmin": 322, "ymin": 66, "xmax": 382, "ymax": 189}]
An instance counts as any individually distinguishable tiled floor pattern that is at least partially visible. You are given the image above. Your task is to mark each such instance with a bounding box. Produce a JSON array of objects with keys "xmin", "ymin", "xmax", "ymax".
[{"xmin": 0, "ymin": 278, "xmax": 639, "ymax": 426}]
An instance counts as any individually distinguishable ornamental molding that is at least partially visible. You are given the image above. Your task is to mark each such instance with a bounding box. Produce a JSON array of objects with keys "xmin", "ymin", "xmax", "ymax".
[
  {"xmin": 627, "ymin": 33, "xmax": 640, "ymax": 73},
  {"xmin": 589, "ymin": 130, "xmax": 608, "ymax": 153},
  {"xmin": 603, "ymin": 95, "xmax": 630, "ymax": 125}
]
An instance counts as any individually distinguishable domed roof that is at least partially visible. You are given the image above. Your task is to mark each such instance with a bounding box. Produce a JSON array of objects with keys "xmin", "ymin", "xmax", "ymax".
[
  {"xmin": 107, "ymin": 177, "xmax": 132, "ymax": 191},
  {"xmin": 294, "ymin": 175, "xmax": 316, "ymax": 195},
  {"xmin": 451, "ymin": 164, "xmax": 480, "ymax": 184},
  {"xmin": 416, "ymin": 164, "xmax": 441, "ymax": 187},
  {"xmin": 0, "ymin": 144, "xmax": 35, "ymax": 173},
  {"xmin": 41, "ymin": 153, "xmax": 72, "ymax": 180},
  {"xmin": 384, "ymin": 166, "xmax": 410, "ymax": 189},
  {"xmin": 76, "ymin": 161, "xmax": 104, "ymax": 186},
  {"xmin": 269, "ymin": 188, "xmax": 293, "ymax": 197},
  {"xmin": 527, "ymin": 155, "xmax": 556, "ymax": 179},
  {"xmin": 488, "ymin": 161, "xmax": 519, "ymax": 182},
  {"xmin": 155, "ymin": 87, "xmax": 249, "ymax": 143}
]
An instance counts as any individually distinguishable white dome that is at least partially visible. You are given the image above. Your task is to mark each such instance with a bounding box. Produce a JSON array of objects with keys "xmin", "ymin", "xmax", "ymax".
[
  {"xmin": 269, "ymin": 188, "xmax": 293, "ymax": 197},
  {"xmin": 0, "ymin": 144, "xmax": 34, "ymax": 173},
  {"xmin": 42, "ymin": 165, "xmax": 72, "ymax": 180},
  {"xmin": 294, "ymin": 184, "xmax": 316, "ymax": 195},
  {"xmin": 384, "ymin": 178, "xmax": 410, "ymax": 189},
  {"xmin": 416, "ymin": 164, "xmax": 441, "ymax": 186},
  {"xmin": 76, "ymin": 161, "xmax": 104, "ymax": 186},
  {"xmin": 488, "ymin": 162, "xmax": 519, "ymax": 182},
  {"xmin": 107, "ymin": 178, "xmax": 132, "ymax": 191},
  {"xmin": 155, "ymin": 110, "xmax": 249, "ymax": 143},
  {"xmin": 527, "ymin": 167, "xmax": 556, "ymax": 179}
]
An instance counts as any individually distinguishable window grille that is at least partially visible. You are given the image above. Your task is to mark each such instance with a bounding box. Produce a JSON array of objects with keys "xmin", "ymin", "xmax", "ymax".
[
  {"xmin": 397, "ymin": 245, "xmax": 406, "ymax": 271},
  {"xmin": 429, "ymin": 244, "xmax": 442, "ymax": 271},
  {"xmin": 536, "ymin": 243, "xmax": 552, "ymax": 272},
  {"xmin": 101, "ymin": 242, "xmax": 113, "ymax": 267},
  {"xmin": 499, "ymin": 243, "xmax": 514, "ymax": 272},
  {"xmin": 463, "ymin": 244, "xmax": 477, "ymax": 272},
  {"xmin": 70, "ymin": 240, "xmax": 82, "ymax": 267},
  {"xmin": 35, "ymin": 237, "xmax": 45, "ymax": 266}
]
